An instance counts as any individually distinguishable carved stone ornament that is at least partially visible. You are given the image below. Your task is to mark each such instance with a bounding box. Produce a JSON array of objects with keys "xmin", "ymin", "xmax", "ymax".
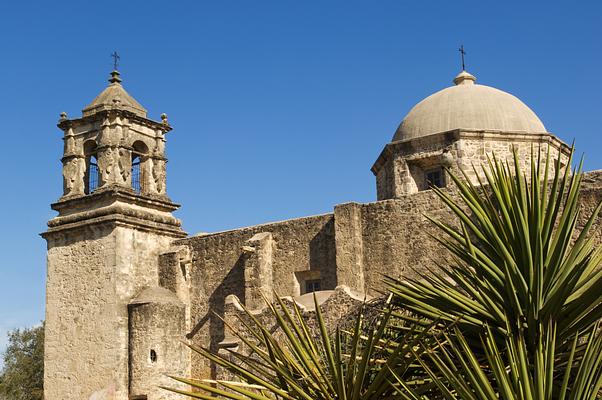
[
  {"xmin": 118, "ymin": 148, "xmax": 131, "ymax": 184},
  {"xmin": 63, "ymin": 157, "xmax": 85, "ymax": 196},
  {"xmin": 97, "ymin": 147, "xmax": 117, "ymax": 186},
  {"xmin": 152, "ymin": 159, "xmax": 166, "ymax": 195}
]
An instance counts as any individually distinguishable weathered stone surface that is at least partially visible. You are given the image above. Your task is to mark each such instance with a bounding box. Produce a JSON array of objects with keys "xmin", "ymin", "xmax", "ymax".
[
  {"xmin": 45, "ymin": 68, "xmax": 601, "ymax": 399},
  {"xmin": 174, "ymin": 213, "xmax": 337, "ymax": 379},
  {"xmin": 129, "ymin": 287, "xmax": 189, "ymax": 399},
  {"xmin": 44, "ymin": 225, "xmax": 179, "ymax": 399}
]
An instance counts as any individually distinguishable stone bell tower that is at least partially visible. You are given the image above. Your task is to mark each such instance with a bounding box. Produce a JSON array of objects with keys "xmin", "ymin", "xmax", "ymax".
[{"xmin": 42, "ymin": 69, "xmax": 187, "ymax": 399}]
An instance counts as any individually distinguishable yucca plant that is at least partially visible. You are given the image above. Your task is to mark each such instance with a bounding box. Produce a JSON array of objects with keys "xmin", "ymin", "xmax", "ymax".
[
  {"xmin": 164, "ymin": 294, "xmax": 434, "ymax": 399},
  {"xmin": 403, "ymin": 321, "xmax": 602, "ymax": 400},
  {"xmin": 386, "ymin": 147, "xmax": 602, "ymax": 348},
  {"xmin": 386, "ymin": 146, "xmax": 602, "ymax": 398}
]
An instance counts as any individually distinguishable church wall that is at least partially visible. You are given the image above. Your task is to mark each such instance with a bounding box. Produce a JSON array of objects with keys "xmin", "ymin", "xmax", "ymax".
[
  {"xmin": 575, "ymin": 171, "xmax": 602, "ymax": 242},
  {"xmin": 44, "ymin": 224, "xmax": 176, "ymax": 400},
  {"xmin": 454, "ymin": 135, "xmax": 567, "ymax": 185},
  {"xmin": 358, "ymin": 192, "xmax": 453, "ymax": 294},
  {"xmin": 359, "ymin": 168, "xmax": 602, "ymax": 296},
  {"xmin": 174, "ymin": 214, "xmax": 336, "ymax": 379}
]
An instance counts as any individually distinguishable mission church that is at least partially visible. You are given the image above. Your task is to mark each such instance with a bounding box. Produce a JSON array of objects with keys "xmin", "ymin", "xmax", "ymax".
[{"xmin": 43, "ymin": 65, "xmax": 577, "ymax": 399}]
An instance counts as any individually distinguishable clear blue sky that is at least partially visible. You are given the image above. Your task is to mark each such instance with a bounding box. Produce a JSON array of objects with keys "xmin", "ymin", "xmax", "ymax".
[{"xmin": 0, "ymin": 1, "xmax": 600, "ymax": 353}]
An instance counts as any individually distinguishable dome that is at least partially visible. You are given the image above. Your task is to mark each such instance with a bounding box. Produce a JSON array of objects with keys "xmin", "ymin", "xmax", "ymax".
[
  {"xmin": 82, "ymin": 70, "xmax": 147, "ymax": 118},
  {"xmin": 393, "ymin": 71, "xmax": 547, "ymax": 141}
]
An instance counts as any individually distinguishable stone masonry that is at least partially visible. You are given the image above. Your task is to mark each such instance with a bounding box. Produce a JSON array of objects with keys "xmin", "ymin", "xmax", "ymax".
[{"xmin": 43, "ymin": 68, "xmax": 598, "ymax": 399}]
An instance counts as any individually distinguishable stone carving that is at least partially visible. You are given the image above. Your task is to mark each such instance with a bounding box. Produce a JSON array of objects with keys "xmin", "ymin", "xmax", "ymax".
[
  {"xmin": 118, "ymin": 148, "xmax": 131, "ymax": 184},
  {"xmin": 62, "ymin": 157, "xmax": 85, "ymax": 196},
  {"xmin": 152, "ymin": 158, "xmax": 166, "ymax": 195},
  {"xmin": 63, "ymin": 128, "xmax": 77, "ymax": 156},
  {"xmin": 97, "ymin": 147, "xmax": 117, "ymax": 186}
]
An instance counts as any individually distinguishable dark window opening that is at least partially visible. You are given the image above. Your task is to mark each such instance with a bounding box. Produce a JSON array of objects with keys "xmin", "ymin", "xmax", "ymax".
[
  {"xmin": 132, "ymin": 156, "xmax": 141, "ymax": 193},
  {"xmin": 426, "ymin": 169, "xmax": 445, "ymax": 188},
  {"xmin": 86, "ymin": 156, "xmax": 99, "ymax": 194},
  {"xmin": 305, "ymin": 279, "xmax": 321, "ymax": 294},
  {"xmin": 150, "ymin": 349, "xmax": 157, "ymax": 363},
  {"xmin": 131, "ymin": 141, "xmax": 149, "ymax": 194}
]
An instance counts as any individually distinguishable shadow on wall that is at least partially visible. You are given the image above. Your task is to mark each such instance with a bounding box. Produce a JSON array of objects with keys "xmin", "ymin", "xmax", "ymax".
[
  {"xmin": 308, "ymin": 218, "xmax": 337, "ymax": 290},
  {"xmin": 185, "ymin": 217, "xmax": 336, "ymax": 378},
  {"xmin": 186, "ymin": 253, "xmax": 246, "ymax": 378}
]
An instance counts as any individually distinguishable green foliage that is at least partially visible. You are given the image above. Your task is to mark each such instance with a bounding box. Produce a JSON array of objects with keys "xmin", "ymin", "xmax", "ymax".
[
  {"xmin": 387, "ymin": 147, "xmax": 602, "ymax": 398},
  {"xmin": 164, "ymin": 295, "xmax": 433, "ymax": 399},
  {"xmin": 0, "ymin": 323, "xmax": 44, "ymax": 400},
  {"xmin": 404, "ymin": 321, "xmax": 602, "ymax": 400},
  {"xmin": 386, "ymin": 148, "xmax": 602, "ymax": 345}
]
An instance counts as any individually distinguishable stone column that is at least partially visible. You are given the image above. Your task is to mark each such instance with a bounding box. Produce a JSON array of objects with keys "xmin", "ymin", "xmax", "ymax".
[
  {"xmin": 334, "ymin": 203, "xmax": 365, "ymax": 294},
  {"xmin": 61, "ymin": 126, "xmax": 85, "ymax": 197},
  {"xmin": 151, "ymin": 157, "xmax": 167, "ymax": 196},
  {"xmin": 242, "ymin": 232, "xmax": 274, "ymax": 309}
]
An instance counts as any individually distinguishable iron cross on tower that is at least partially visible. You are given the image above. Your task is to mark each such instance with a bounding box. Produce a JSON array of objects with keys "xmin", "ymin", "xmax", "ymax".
[
  {"xmin": 111, "ymin": 51, "xmax": 120, "ymax": 71},
  {"xmin": 458, "ymin": 45, "xmax": 466, "ymax": 71}
]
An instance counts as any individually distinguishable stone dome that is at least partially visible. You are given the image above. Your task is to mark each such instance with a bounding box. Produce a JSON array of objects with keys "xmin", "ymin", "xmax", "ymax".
[
  {"xmin": 393, "ymin": 71, "xmax": 547, "ymax": 141},
  {"xmin": 82, "ymin": 70, "xmax": 147, "ymax": 118}
]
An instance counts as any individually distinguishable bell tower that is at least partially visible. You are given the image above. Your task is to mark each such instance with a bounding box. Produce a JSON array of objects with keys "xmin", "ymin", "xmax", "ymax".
[{"xmin": 42, "ymin": 69, "xmax": 186, "ymax": 399}]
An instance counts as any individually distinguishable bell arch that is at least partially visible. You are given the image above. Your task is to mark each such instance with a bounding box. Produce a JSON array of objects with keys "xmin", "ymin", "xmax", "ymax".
[
  {"xmin": 132, "ymin": 140, "xmax": 149, "ymax": 194},
  {"xmin": 83, "ymin": 140, "xmax": 99, "ymax": 194}
]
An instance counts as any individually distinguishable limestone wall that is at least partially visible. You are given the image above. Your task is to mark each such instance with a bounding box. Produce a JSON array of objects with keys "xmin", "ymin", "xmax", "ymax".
[
  {"xmin": 44, "ymin": 224, "xmax": 175, "ymax": 399},
  {"xmin": 173, "ymin": 214, "xmax": 336, "ymax": 379},
  {"xmin": 352, "ymin": 169, "xmax": 602, "ymax": 295},
  {"xmin": 454, "ymin": 135, "xmax": 567, "ymax": 185}
]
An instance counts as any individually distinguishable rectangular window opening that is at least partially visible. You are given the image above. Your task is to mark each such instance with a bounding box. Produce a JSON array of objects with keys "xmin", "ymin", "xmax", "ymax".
[
  {"xmin": 305, "ymin": 279, "xmax": 322, "ymax": 294},
  {"xmin": 426, "ymin": 169, "xmax": 445, "ymax": 188}
]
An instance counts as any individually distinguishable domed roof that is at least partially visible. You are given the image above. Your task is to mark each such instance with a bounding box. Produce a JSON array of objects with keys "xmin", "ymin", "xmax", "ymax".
[
  {"xmin": 82, "ymin": 70, "xmax": 147, "ymax": 118},
  {"xmin": 393, "ymin": 71, "xmax": 547, "ymax": 141}
]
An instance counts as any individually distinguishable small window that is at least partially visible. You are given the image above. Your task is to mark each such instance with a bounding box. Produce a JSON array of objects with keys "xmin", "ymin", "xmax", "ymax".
[
  {"xmin": 150, "ymin": 349, "xmax": 157, "ymax": 363},
  {"xmin": 426, "ymin": 169, "xmax": 445, "ymax": 188},
  {"xmin": 305, "ymin": 279, "xmax": 321, "ymax": 294}
]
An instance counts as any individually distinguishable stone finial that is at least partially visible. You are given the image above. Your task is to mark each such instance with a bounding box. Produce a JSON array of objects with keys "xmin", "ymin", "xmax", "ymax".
[
  {"xmin": 59, "ymin": 112, "xmax": 68, "ymax": 121},
  {"xmin": 109, "ymin": 70, "xmax": 122, "ymax": 84},
  {"xmin": 453, "ymin": 70, "xmax": 476, "ymax": 86},
  {"xmin": 161, "ymin": 113, "xmax": 169, "ymax": 125}
]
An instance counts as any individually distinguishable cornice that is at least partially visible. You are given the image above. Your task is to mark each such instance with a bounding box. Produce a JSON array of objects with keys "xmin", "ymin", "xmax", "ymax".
[
  {"xmin": 371, "ymin": 129, "xmax": 571, "ymax": 175},
  {"xmin": 57, "ymin": 109, "xmax": 172, "ymax": 133}
]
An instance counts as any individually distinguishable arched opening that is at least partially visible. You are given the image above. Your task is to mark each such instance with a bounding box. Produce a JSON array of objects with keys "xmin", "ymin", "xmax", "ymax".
[
  {"xmin": 132, "ymin": 141, "xmax": 149, "ymax": 194},
  {"xmin": 83, "ymin": 140, "xmax": 99, "ymax": 194}
]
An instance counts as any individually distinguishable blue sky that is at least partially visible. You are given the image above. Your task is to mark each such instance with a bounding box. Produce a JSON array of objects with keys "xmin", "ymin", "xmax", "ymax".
[{"xmin": 0, "ymin": 1, "xmax": 600, "ymax": 353}]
